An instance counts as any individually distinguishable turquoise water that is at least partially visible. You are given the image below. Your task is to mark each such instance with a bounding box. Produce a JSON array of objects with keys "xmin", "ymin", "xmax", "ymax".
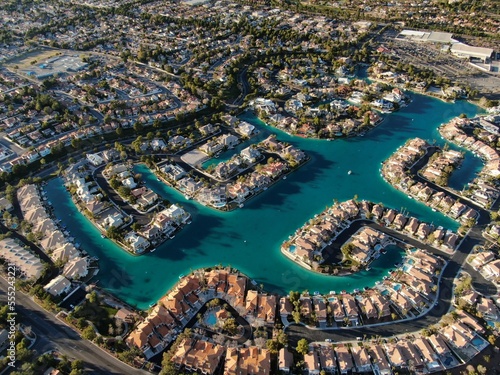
[
  {"xmin": 45, "ymin": 93, "xmax": 481, "ymax": 310},
  {"xmin": 447, "ymin": 148, "xmax": 482, "ymax": 191},
  {"xmin": 206, "ymin": 312, "xmax": 217, "ymax": 326},
  {"xmin": 471, "ymin": 337, "xmax": 484, "ymax": 347}
]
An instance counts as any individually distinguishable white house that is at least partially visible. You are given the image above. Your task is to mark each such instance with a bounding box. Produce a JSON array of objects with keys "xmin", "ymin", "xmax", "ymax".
[
  {"xmin": 124, "ymin": 232, "xmax": 150, "ymax": 254},
  {"xmin": 44, "ymin": 275, "xmax": 71, "ymax": 296}
]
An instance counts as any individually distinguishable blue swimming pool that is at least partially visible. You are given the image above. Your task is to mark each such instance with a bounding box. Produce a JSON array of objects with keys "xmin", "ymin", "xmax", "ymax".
[
  {"xmin": 407, "ymin": 258, "xmax": 415, "ymax": 265},
  {"xmin": 206, "ymin": 312, "xmax": 217, "ymax": 326},
  {"xmin": 471, "ymin": 337, "xmax": 484, "ymax": 347},
  {"xmin": 289, "ymin": 245, "xmax": 296, "ymax": 254},
  {"xmin": 442, "ymin": 355, "xmax": 454, "ymax": 366},
  {"xmin": 393, "ymin": 283, "xmax": 402, "ymax": 291}
]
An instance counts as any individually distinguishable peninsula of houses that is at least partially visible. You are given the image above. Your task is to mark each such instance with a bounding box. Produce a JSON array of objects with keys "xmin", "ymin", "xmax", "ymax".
[{"xmin": 282, "ymin": 199, "xmax": 459, "ymax": 273}]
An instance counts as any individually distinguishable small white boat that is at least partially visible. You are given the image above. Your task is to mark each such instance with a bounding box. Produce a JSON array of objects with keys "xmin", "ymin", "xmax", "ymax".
[
  {"xmin": 150, "ymin": 248, "xmax": 156, "ymax": 253},
  {"xmin": 283, "ymin": 176, "xmax": 287, "ymax": 180},
  {"xmin": 101, "ymin": 234, "xmax": 106, "ymax": 239},
  {"xmin": 348, "ymin": 170, "xmax": 352, "ymax": 175}
]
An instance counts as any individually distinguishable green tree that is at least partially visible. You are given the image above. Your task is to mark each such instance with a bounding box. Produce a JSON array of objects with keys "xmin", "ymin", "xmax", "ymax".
[
  {"xmin": 296, "ymin": 338, "xmax": 309, "ymax": 355},
  {"xmin": 133, "ymin": 121, "xmax": 143, "ymax": 133},
  {"xmin": 81, "ymin": 325, "xmax": 97, "ymax": 341},
  {"xmin": 266, "ymin": 339, "xmax": 280, "ymax": 354}
]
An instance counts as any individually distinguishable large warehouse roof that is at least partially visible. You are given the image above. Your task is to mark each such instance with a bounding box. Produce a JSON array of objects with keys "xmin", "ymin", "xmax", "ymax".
[
  {"xmin": 450, "ymin": 43, "xmax": 494, "ymax": 58},
  {"xmin": 397, "ymin": 30, "xmax": 456, "ymax": 44}
]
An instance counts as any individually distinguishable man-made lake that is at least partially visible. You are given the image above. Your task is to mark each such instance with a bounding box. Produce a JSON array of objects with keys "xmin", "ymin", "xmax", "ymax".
[{"xmin": 45, "ymin": 94, "xmax": 481, "ymax": 309}]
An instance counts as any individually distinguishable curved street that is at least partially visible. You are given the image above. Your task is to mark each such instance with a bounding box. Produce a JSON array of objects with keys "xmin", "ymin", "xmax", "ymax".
[{"xmin": 0, "ymin": 277, "xmax": 149, "ymax": 375}]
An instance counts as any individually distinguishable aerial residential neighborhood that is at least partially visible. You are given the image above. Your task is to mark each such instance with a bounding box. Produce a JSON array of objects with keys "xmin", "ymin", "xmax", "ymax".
[{"xmin": 0, "ymin": 0, "xmax": 500, "ymax": 375}]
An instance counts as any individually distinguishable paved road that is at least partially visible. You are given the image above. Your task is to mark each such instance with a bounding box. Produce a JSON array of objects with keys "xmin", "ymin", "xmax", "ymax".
[{"xmin": 0, "ymin": 277, "xmax": 148, "ymax": 375}]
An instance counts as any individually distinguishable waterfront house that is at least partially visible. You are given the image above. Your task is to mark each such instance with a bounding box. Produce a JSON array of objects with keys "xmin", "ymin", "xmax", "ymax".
[
  {"xmin": 335, "ymin": 345, "xmax": 354, "ymax": 375},
  {"xmin": 313, "ymin": 298, "xmax": 327, "ymax": 323},
  {"xmin": 153, "ymin": 213, "xmax": 175, "ymax": 234},
  {"xmin": 197, "ymin": 186, "xmax": 227, "ymax": 208},
  {"xmin": 393, "ymin": 214, "xmax": 407, "ymax": 230},
  {"xmin": 220, "ymin": 134, "xmax": 239, "ymax": 148},
  {"xmin": 102, "ymin": 212, "xmax": 124, "ymax": 229},
  {"xmin": 416, "ymin": 223, "xmax": 432, "ymax": 239},
  {"xmin": 240, "ymin": 146, "xmax": 261, "ymax": 163},
  {"xmin": 357, "ymin": 296, "xmax": 378, "ymax": 320},
  {"xmin": 43, "ymin": 275, "xmax": 71, "ymax": 297},
  {"xmin": 330, "ymin": 298, "xmax": 346, "ymax": 322},
  {"xmin": 124, "ymin": 231, "xmax": 150, "ymax": 254},
  {"xmin": 371, "ymin": 204, "xmax": 384, "ymax": 219},
  {"xmin": 24, "ymin": 206, "xmax": 48, "ymax": 223},
  {"xmin": 408, "ymin": 267, "xmax": 434, "ymax": 285},
  {"xmin": 63, "ymin": 257, "xmax": 89, "ymax": 279},
  {"xmin": 34, "ymin": 218, "xmax": 58, "ymax": 237},
  {"xmin": 51, "ymin": 243, "xmax": 80, "ymax": 262},
  {"xmin": 260, "ymin": 161, "xmax": 287, "ymax": 179},
  {"xmin": 432, "ymin": 227, "xmax": 445, "ymax": 242},
  {"xmin": 139, "ymin": 225, "xmax": 161, "ymax": 241},
  {"xmin": 444, "ymin": 232, "xmax": 458, "ymax": 249},
  {"xmin": 280, "ymin": 297, "xmax": 293, "ymax": 318},
  {"xmin": 86, "ymin": 200, "xmax": 106, "ymax": 215},
  {"xmin": 450, "ymin": 201, "xmax": 467, "ymax": 218},
  {"xmin": 162, "ymin": 164, "xmax": 187, "ymax": 181},
  {"xmin": 247, "ymin": 172, "xmax": 271, "ymax": 191},
  {"xmin": 245, "ymin": 290, "xmax": 259, "ymax": 316},
  {"xmin": 161, "ymin": 292, "xmax": 188, "ymax": 320},
  {"xmin": 300, "ymin": 298, "xmax": 313, "ymax": 317},
  {"xmin": 163, "ymin": 204, "xmax": 189, "ymax": 225},
  {"xmin": 370, "ymin": 293, "xmax": 391, "ymax": 318},
  {"xmin": 177, "ymin": 177, "xmax": 203, "ymax": 195},
  {"xmin": 236, "ymin": 121, "xmax": 255, "ymax": 137},
  {"xmin": 122, "ymin": 177, "xmax": 137, "ymax": 189},
  {"xmin": 304, "ymin": 351, "xmax": 320, "ymax": 375},
  {"xmin": 226, "ymin": 273, "xmax": 246, "ymax": 307},
  {"xmin": 40, "ymin": 230, "xmax": 66, "ymax": 252},
  {"xmin": 383, "ymin": 209, "xmax": 398, "ymax": 224},
  {"xmin": 400, "ymin": 286, "xmax": 425, "ymax": 308},
  {"xmin": 258, "ymin": 294, "xmax": 276, "ymax": 323},
  {"xmin": 343, "ymin": 294, "xmax": 359, "ymax": 322},
  {"xmin": 404, "ymin": 217, "xmax": 419, "ymax": 235},
  {"xmin": 390, "ymin": 292, "xmax": 412, "ymax": 314}
]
